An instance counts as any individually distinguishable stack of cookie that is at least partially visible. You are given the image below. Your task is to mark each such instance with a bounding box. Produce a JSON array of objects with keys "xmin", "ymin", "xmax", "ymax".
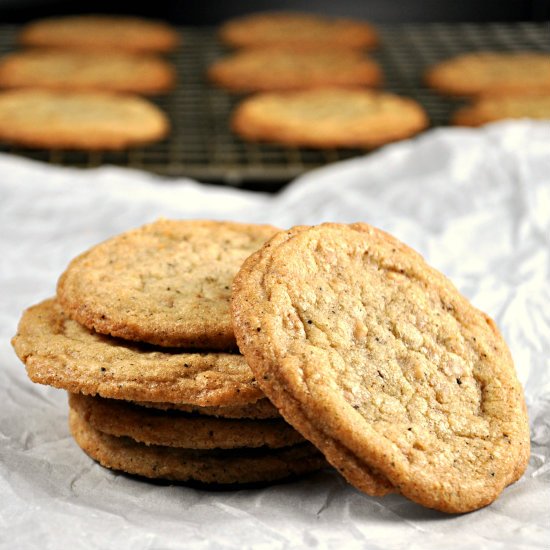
[
  {"xmin": 12, "ymin": 220, "xmax": 326, "ymax": 485},
  {"xmin": 209, "ymin": 11, "xmax": 428, "ymax": 148},
  {"xmin": 12, "ymin": 219, "xmax": 530, "ymax": 511},
  {"xmin": 426, "ymin": 52, "xmax": 550, "ymax": 125},
  {"xmin": 0, "ymin": 15, "xmax": 179, "ymax": 150}
]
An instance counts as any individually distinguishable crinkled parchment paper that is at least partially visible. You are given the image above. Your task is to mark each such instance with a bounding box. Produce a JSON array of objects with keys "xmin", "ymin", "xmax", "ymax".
[{"xmin": 1, "ymin": 121, "xmax": 549, "ymax": 549}]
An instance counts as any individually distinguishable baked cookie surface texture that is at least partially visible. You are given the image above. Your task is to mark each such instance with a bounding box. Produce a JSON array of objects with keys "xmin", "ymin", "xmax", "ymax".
[
  {"xmin": 425, "ymin": 52, "xmax": 550, "ymax": 97},
  {"xmin": 0, "ymin": 50, "xmax": 175, "ymax": 95},
  {"xmin": 208, "ymin": 49, "xmax": 382, "ymax": 92},
  {"xmin": 232, "ymin": 88, "xmax": 428, "ymax": 148},
  {"xmin": 69, "ymin": 408, "xmax": 326, "ymax": 485},
  {"xmin": 57, "ymin": 219, "xmax": 278, "ymax": 349},
  {"xmin": 231, "ymin": 223, "xmax": 530, "ymax": 513},
  {"xmin": 135, "ymin": 399, "xmax": 280, "ymax": 420},
  {"xmin": 220, "ymin": 12, "xmax": 378, "ymax": 50},
  {"xmin": 19, "ymin": 15, "xmax": 179, "ymax": 53},
  {"xmin": 68, "ymin": 392, "xmax": 303, "ymax": 449},
  {"xmin": 453, "ymin": 95, "xmax": 550, "ymax": 126},
  {"xmin": 12, "ymin": 299, "xmax": 263, "ymax": 407},
  {"xmin": 0, "ymin": 89, "xmax": 169, "ymax": 150}
]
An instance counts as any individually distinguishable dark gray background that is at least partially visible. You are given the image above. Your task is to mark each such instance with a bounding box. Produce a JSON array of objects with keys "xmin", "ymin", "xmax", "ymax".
[{"xmin": 0, "ymin": 0, "xmax": 549, "ymax": 23}]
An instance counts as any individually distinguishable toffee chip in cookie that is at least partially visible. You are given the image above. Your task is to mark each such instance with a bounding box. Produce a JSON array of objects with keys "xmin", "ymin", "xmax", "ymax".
[
  {"xmin": 220, "ymin": 12, "xmax": 378, "ymax": 50},
  {"xmin": 0, "ymin": 50, "xmax": 176, "ymax": 95},
  {"xmin": 69, "ymin": 392, "xmax": 303, "ymax": 449},
  {"xmin": 57, "ymin": 219, "xmax": 277, "ymax": 350},
  {"xmin": 231, "ymin": 223, "xmax": 530, "ymax": 512},
  {"xmin": 11, "ymin": 299, "xmax": 264, "ymax": 407},
  {"xmin": 425, "ymin": 52, "xmax": 550, "ymax": 97},
  {"xmin": 208, "ymin": 49, "xmax": 382, "ymax": 92},
  {"xmin": 69, "ymin": 408, "xmax": 327, "ymax": 485},
  {"xmin": 0, "ymin": 89, "xmax": 169, "ymax": 150},
  {"xmin": 452, "ymin": 95, "xmax": 550, "ymax": 126},
  {"xmin": 232, "ymin": 88, "xmax": 428, "ymax": 149},
  {"xmin": 19, "ymin": 15, "xmax": 179, "ymax": 53}
]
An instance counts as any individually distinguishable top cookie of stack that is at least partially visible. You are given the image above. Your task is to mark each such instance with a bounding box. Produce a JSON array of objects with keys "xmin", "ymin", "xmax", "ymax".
[{"xmin": 57, "ymin": 219, "xmax": 276, "ymax": 350}]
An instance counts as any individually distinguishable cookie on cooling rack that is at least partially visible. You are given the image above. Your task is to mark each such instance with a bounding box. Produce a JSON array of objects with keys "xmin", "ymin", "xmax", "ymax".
[
  {"xmin": 0, "ymin": 89, "xmax": 169, "ymax": 150},
  {"xmin": 0, "ymin": 50, "xmax": 175, "ymax": 95},
  {"xmin": 208, "ymin": 49, "xmax": 382, "ymax": 92},
  {"xmin": 219, "ymin": 11, "xmax": 378, "ymax": 50},
  {"xmin": 232, "ymin": 88, "xmax": 428, "ymax": 149},
  {"xmin": 452, "ymin": 94, "xmax": 550, "ymax": 126},
  {"xmin": 231, "ymin": 223, "xmax": 530, "ymax": 512},
  {"xmin": 19, "ymin": 15, "xmax": 179, "ymax": 53},
  {"xmin": 425, "ymin": 52, "xmax": 550, "ymax": 97}
]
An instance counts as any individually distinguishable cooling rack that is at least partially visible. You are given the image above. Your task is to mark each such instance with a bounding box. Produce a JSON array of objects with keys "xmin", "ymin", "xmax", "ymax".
[{"xmin": 0, "ymin": 22, "xmax": 548, "ymax": 190}]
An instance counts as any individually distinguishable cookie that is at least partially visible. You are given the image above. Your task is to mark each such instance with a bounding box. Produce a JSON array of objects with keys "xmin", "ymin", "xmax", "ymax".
[
  {"xmin": 57, "ymin": 219, "xmax": 278, "ymax": 349},
  {"xmin": 11, "ymin": 299, "xmax": 263, "ymax": 407},
  {"xmin": 208, "ymin": 49, "xmax": 382, "ymax": 92},
  {"xmin": 0, "ymin": 89, "xmax": 169, "ymax": 150},
  {"xmin": 69, "ymin": 392, "xmax": 303, "ymax": 449},
  {"xmin": 220, "ymin": 12, "xmax": 378, "ymax": 50},
  {"xmin": 425, "ymin": 52, "xmax": 550, "ymax": 97},
  {"xmin": 136, "ymin": 399, "xmax": 280, "ymax": 420},
  {"xmin": 19, "ymin": 15, "xmax": 179, "ymax": 53},
  {"xmin": 232, "ymin": 88, "xmax": 428, "ymax": 149},
  {"xmin": 69, "ymin": 408, "xmax": 327, "ymax": 484},
  {"xmin": 0, "ymin": 50, "xmax": 175, "ymax": 95},
  {"xmin": 452, "ymin": 95, "xmax": 550, "ymax": 126},
  {"xmin": 231, "ymin": 223, "xmax": 530, "ymax": 512}
]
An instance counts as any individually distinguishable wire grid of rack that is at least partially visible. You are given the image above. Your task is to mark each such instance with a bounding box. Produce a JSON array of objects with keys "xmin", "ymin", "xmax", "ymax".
[{"xmin": 0, "ymin": 22, "xmax": 548, "ymax": 190}]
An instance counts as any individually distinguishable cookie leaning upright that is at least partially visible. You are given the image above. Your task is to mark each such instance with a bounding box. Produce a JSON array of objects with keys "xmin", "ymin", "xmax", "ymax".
[
  {"xmin": 57, "ymin": 219, "xmax": 278, "ymax": 350},
  {"xmin": 231, "ymin": 223, "xmax": 530, "ymax": 513}
]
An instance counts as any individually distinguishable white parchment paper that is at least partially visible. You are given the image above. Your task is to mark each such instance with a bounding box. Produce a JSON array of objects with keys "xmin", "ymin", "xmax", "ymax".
[{"xmin": 0, "ymin": 121, "xmax": 549, "ymax": 549}]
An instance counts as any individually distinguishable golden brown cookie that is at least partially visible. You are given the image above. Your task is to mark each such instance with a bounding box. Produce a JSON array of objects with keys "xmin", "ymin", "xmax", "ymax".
[
  {"xmin": 0, "ymin": 50, "xmax": 175, "ymax": 95},
  {"xmin": 57, "ymin": 219, "xmax": 278, "ymax": 350},
  {"xmin": 231, "ymin": 223, "xmax": 530, "ymax": 513},
  {"xmin": 136, "ymin": 399, "xmax": 280, "ymax": 420},
  {"xmin": 232, "ymin": 88, "xmax": 428, "ymax": 149},
  {"xmin": 452, "ymin": 95, "xmax": 550, "ymax": 126},
  {"xmin": 0, "ymin": 89, "xmax": 169, "ymax": 150},
  {"xmin": 19, "ymin": 15, "xmax": 179, "ymax": 53},
  {"xmin": 208, "ymin": 49, "xmax": 382, "ymax": 92},
  {"xmin": 425, "ymin": 52, "xmax": 550, "ymax": 97},
  {"xmin": 220, "ymin": 12, "xmax": 378, "ymax": 50},
  {"xmin": 69, "ymin": 408, "xmax": 327, "ymax": 484},
  {"xmin": 69, "ymin": 392, "xmax": 303, "ymax": 449},
  {"xmin": 11, "ymin": 299, "xmax": 263, "ymax": 407}
]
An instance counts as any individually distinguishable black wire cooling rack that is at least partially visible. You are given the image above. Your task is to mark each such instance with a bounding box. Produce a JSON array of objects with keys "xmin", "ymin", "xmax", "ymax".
[{"xmin": 0, "ymin": 22, "xmax": 548, "ymax": 190}]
